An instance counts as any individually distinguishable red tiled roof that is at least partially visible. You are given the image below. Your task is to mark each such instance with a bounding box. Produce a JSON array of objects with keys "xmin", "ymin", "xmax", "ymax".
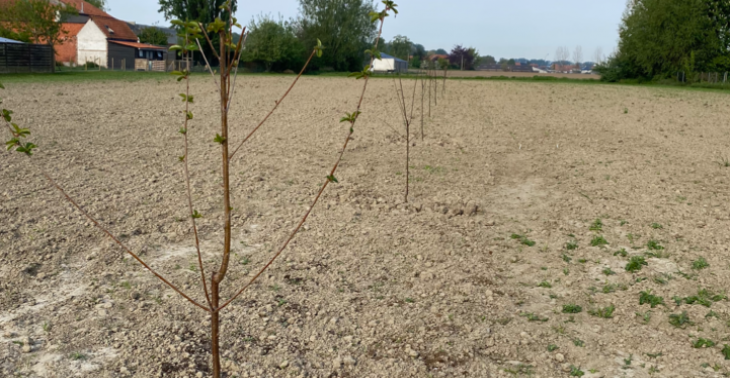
[
  {"xmin": 55, "ymin": 22, "xmax": 84, "ymax": 62},
  {"xmin": 109, "ymin": 40, "xmax": 164, "ymax": 49},
  {"xmin": 88, "ymin": 15, "xmax": 137, "ymax": 40}
]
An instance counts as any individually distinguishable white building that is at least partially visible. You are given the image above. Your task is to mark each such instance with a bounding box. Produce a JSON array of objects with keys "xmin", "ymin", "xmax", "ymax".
[{"xmin": 371, "ymin": 53, "xmax": 408, "ymax": 73}]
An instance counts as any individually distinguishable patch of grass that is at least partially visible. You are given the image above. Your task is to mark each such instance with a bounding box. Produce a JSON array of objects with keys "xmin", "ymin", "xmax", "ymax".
[
  {"xmin": 589, "ymin": 304, "xmax": 616, "ymax": 318},
  {"xmin": 639, "ymin": 291, "xmax": 664, "ymax": 308},
  {"xmin": 569, "ymin": 365, "xmax": 585, "ymax": 377},
  {"xmin": 566, "ymin": 240, "xmax": 578, "ymax": 250},
  {"xmin": 706, "ymin": 310, "xmax": 720, "ymax": 319},
  {"xmin": 602, "ymin": 267, "xmax": 616, "ymax": 276},
  {"xmin": 722, "ymin": 344, "xmax": 730, "ymax": 360},
  {"xmin": 537, "ymin": 281, "xmax": 552, "ymax": 288},
  {"xmin": 644, "ymin": 250, "xmax": 668, "ymax": 258},
  {"xmin": 693, "ymin": 338, "xmax": 716, "ymax": 348},
  {"xmin": 646, "ymin": 239, "xmax": 664, "ymax": 251},
  {"xmin": 589, "ymin": 219, "xmax": 603, "ymax": 231},
  {"xmin": 504, "ymin": 363, "xmax": 534, "ymax": 376},
  {"xmin": 511, "ymin": 233, "xmax": 536, "ymax": 247},
  {"xmin": 563, "ymin": 267, "xmax": 570, "ymax": 275},
  {"xmin": 623, "ymin": 354, "xmax": 633, "ymax": 366},
  {"xmin": 70, "ymin": 352, "xmax": 87, "ymax": 361},
  {"xmin": 614, "ymin": 248, "xmax": 628, "ymax": 257},
  {"xmin": 590, "ymin": 235, "xmax": 608, "ymax": 247},
  {"xmin": 683, "ymin": 289, "xmax": 726, "ymax": 307},
  {"xmin": 562, "ymin": 304, "xmax": 583, "ymax": 314},
  {"xmin": 625, "ymin": 256, "xmax": 648, "ymax": 272},
  {"xmin": 43, "ymin": 322, "xmax": 52, "ymax": 333},
  {"xmin": 668, "ymin": 311, "xmax": 692, "ymax": 328},
  {"xmin": 692, "ymin": 257, "xmax": 709, "ymax": 270},
  {"xmin": 717, "ymin": 157, "xmax": 730, "ymax": 168},
  {"xmin": 572, "ymin": 338, "xmax": 585, "ymax": 347},
  {"xmin": 562, "ymin": 254, "xmax": 572, "ymax": 263},
  {"xmin": 602, "ymin": 283, "xmax": 627, "ymax": 294},
  {"xmin": 636, "ymin": 310, "xmax": 652, "ymax": 323},
  {"xmin": 547, "ymin": 344, "xmax": 558, "ymax": 352},
  {"xmin": 651, "ymin": 223, "xmax": 663, "ymax": 229}
]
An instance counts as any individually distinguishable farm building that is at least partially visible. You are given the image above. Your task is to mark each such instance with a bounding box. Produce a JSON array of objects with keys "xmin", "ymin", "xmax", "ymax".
[
  {"xmin": 0, "ymin": 38, "xmax": 55, "ymax": 73},
  {"xmin": 371, "ymin": 53, "xmax": 408, "ymax": 73},
  {"xmin": 107, "ymin": 40, "xmax": 167, "ymax": 71}
]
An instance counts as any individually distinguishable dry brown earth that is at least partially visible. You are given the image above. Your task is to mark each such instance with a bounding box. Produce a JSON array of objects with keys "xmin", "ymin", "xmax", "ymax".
[
  {"xmin": 440, "ymin": 71, "xmax": 601, "ymax": 80},
  {"xmin": 1, "ymin": 76, "xmax": 730, "ymax": 378}
]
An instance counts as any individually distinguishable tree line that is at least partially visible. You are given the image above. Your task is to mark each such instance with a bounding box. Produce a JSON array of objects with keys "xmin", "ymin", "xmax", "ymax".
[{"xmin": 597, "ymin": 0, "xmax": 730, "ymax": 82}]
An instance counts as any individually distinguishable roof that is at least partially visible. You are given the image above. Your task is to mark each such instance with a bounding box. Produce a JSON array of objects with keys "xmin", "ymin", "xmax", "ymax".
[
  {"xmin": 0, "ymin": 37, "xmax": 23, "ymax": 44},
  {"xmin": 109, "ymin": 40, "xmax": 165, "ymax": 49},
  {"xmin": 380, "ymin": 53, "xmax": 407, "ymax": 63},
  {"xmin": 59, "ymin": 0, "xmax": 138, "ymax": 41}
]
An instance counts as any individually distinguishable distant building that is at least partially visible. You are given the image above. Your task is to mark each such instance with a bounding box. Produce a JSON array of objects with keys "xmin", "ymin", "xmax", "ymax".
[{"xmin": 371, "ymin": 53, "xmax": 408, "ymax": 73}]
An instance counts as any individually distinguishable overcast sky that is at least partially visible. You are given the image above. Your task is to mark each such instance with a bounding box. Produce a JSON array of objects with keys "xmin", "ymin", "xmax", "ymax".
[{"xmin": 108, "ymin": 0, "xmax": 627, "ymax": 61}]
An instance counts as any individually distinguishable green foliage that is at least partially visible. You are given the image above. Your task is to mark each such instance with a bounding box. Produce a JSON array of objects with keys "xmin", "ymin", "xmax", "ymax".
[
  {"xmin": 547, "ymin": 344, "xmax": 558, "ymax": 352},
  {"xmin": 191, "ymin": 210, "xmax": 202, "ymax": 219},
  {"xmin": 625, "ymin": 256, "xmax": 648, "ymax": 272},
  {"xmin": 601, "ymin": 0, "xmax": 730, "ymax": 81},
  {"xmin": 2, "ymin": 83, "xmax": 36, "ymax": 156},
  {"xmin": 639, "ymin": 290, "xmax": 664, "ymax": 308},
  {"xmin": 668, "ymin": 311, "xmax": 692, "ymax": 328},
  {"xmin": 682, "ymin": 288, "xmax": 726, "ymax": 307},
  {"xmin": 693, "ymin": 338, "xmax": 715, "ymax": 348},
  {"xmin": 510, "ymin": 233, "xmax": 535, "ymax": 247},
  {"xmin": 722, "ymin": 344, "xmax": 730, "ymax": 360},
  {"xmin": 589, "ymin": 304, "xmax": 615, "ymax": 318},
  {"xmin": 569, "ymin": 365, "xmax": 585, "ymax": 377},
  {"xmin": 0, "ymin": 0, "xmax": 78, "ymax": 47},
  {"xmin": 537, "ymin": 281, "xmax": 552, "ymax": 288},
  {"xmin": 589, "ymin": 218, "xmax": 603, "ymax": 231},
  {"xmin": 692, "ymin": 257, "xmax": 709, "ymax": 270},
  {"xmin": 298, "ymin": 0, "xmax": 377, "ymax": 72},
  {"xmin": 326, "ymin": 175, "xmax": 338, "ymax": 183},
  {"xmin": 590, "ymin": 235, "xmax": 608, "ymax": 247},
  {"xmin": 138, "ymin": 26, "xmax": 169, "ymax": 46},
  {"xmin": 241, "ymin": 16, "xmax": 307, "ymax": 72},
  {"xmin": 646, "ymin": 239, "xmax": 664, "ymax": 251},
  {"xmin": 562, "ymin": 304, "xmax": 582, "ymax": 314},
  {"xmin": 85, "ymin": 0, "xmax": 107, "ymax": 10}
]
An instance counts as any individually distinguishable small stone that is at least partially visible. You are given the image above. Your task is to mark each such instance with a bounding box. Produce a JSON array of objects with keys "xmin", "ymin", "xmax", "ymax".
[
  {"xmin": 408, "ymin": 349, "xmax": 419, "ymax": 357},
  {"xmin": 342, "ymin": 356, "xmax": 356, "ymax": 366},
  {"xmin": 467, "ymin": 204, "xmax": 478, "ymax": 216},
  {"xmin": 554, "ymin": 353, "xmax": 565, "ymax": 362},
  {"xmin": 22, "ymin": 344, "xmax": 31, "ymax": 353},
  {"xmin": 196, "ymin": 372, "xmax": 203, "ymax": 378},
  {"xmin": 279, "ymin": 361, "xmax": 289, "ymax": 369},
  {"xmin": 332, "ymin": 357, "xmax": 342, "ymax": 368},
  {"xmin": 37, "ymin": 273, "xmax": 46, "ymax": 280},
  {"xmin": 98, "ymin": 309, "xmax": 108, "ymax": 317},
  {"xmin": 129, "ymin": 292, "xmax": 141, "ymax": 301}
]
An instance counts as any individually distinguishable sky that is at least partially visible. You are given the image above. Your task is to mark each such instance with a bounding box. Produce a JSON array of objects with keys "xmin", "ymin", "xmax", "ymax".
[{"xmin": 108, "ymin": 0, "xmax": 627, "ymax": 61}]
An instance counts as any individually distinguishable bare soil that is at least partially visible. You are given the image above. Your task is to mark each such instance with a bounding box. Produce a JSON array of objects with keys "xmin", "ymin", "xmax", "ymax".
[
  {"xmin": 2, "ymin": 76, "xmax": 730, "ymax": 378},
  {"xmin": 442, "ymin": 70, "xmax": 601, "ymax": 80}
]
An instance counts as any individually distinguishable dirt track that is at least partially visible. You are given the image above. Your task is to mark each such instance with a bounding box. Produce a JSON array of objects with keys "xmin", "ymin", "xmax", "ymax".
[{"xmin": 2, "ymin": 76, "xmax": 730, "ymax": 378}]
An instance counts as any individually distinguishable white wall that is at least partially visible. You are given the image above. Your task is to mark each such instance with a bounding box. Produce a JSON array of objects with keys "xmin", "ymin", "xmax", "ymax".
[
  {"xmin": 77, "ymin": 20, "xmax": 108, "ymax": 67},
  {"xmin": 371, "ymin": 58, "xmax": 395, "ymax": 72}
]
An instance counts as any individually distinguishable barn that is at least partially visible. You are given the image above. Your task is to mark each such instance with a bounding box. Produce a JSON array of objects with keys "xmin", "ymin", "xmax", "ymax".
[
  {"xmin": 371, "ymin": 53, "xmax": 408, "ymax": 73},
  {"xmin": 107, "ymin": 40, "xmax": 166, "ymax": 71}
]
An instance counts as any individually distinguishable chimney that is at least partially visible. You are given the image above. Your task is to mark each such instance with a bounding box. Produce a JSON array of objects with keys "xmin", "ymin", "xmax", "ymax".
[{"xmin": 81, "ymin": 1, "xmax": 84, "ymax": 13}]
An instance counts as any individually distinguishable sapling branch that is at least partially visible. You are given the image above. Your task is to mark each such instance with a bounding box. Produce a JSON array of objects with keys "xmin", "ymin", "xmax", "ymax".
[
  {"xmin": 180, "ymin": 47, "xmax": 213, "ymax": 310},
  {"xmin": 195, "ymin": 37, "xmax": 220, "ymax": 92},
  {"xmin": 220, "ymin": 6, "xmax": 394, "ymax": 310},
  {"xmin": 42, "ymin": 171, "xmax": 210, "ymax": 312},
  {"xmin": 228, "ymin": 47, "xmax": 319, "ymax": 161}
]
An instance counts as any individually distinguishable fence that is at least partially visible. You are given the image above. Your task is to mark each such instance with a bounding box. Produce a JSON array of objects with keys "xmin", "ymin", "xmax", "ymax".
[
  {"xmin": 0, "ymin": 42, "xmax": 55, "ymax": 73},
  {"xmin": 676, "ymin": 71, "xmax": 729, "ymax": 84}
]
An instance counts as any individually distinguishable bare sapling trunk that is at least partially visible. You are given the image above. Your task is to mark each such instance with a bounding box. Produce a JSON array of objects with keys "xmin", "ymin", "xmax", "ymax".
[
  {"xmin": 393, "ymin": 72, "xmax": 419, "ymax": 203},
  {"xmin": 2, "ymin": 1, "xmax": 399, "ymax": 377},
  {"xmin": 420, "ymin": 70, "xmax": 425, "ymax": 140},
  {"xmin": 443, "ymin": 68, "xmax": 447, "ymax": 94}
]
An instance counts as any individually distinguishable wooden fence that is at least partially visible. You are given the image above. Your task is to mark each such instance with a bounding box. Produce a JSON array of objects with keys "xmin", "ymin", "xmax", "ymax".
[{"xmin": 0, "ymin": 42, "xmax": 55, "ymax": 73}]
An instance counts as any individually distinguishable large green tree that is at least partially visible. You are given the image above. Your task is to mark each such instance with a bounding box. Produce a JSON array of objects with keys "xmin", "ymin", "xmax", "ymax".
[
  {"xmin": 158, "ymin": 0, "xmax": 237, "ymax": 65},
  {"xmin": 138, "ymin": 26, "xmax": 169, "ymax": 46},
  {"xmin": 0, "ymin": 0, "xmax": 77, "ymax": 46},
  {"xmin": 600, "ymin": 0, "xmax": 727, "ymax": 81},
  {"xmin": 242, "ymin": 16, "xmax": 305, "ymax": 72},
  {"xmin": 297, "ymin": 0, "xmax": 376, "ymax": 72}
]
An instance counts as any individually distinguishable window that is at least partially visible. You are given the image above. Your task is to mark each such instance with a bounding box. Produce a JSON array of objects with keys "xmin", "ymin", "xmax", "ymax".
[{"xmin": 138, "ymin": 50, "xmax": 143, "ymax": 58}]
